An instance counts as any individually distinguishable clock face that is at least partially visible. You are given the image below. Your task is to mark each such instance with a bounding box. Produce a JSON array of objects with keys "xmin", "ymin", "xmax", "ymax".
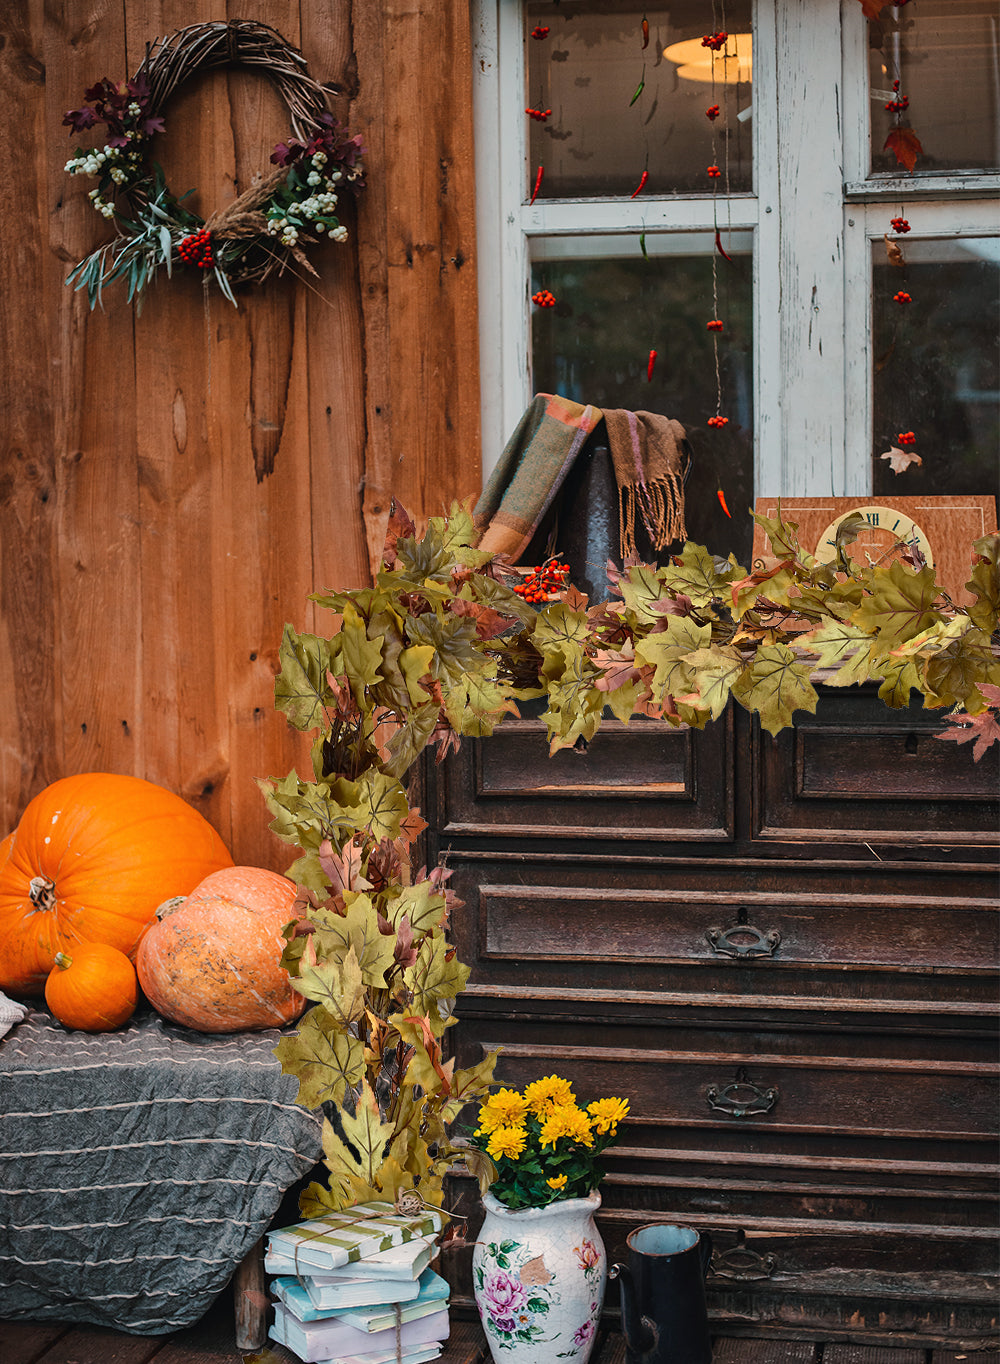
[{"xmin": 814, "ymin": 504, "xmax": 934, "ymax": 570}]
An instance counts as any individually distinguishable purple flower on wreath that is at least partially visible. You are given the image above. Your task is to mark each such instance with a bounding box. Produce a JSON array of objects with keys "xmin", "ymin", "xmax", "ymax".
[{"xmin": 480, "ymin": 1268, "xmax": 529, "ymax": 1333}]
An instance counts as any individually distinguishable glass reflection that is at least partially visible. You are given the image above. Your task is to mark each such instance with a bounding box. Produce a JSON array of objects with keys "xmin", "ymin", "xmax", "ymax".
[{"xmin": 525, "ymin": 0, "xmax": 753, "ymax": 198}]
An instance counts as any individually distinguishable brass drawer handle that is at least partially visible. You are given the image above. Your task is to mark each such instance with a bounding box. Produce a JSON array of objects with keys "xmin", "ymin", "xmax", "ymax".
[
  {"xmin": 706, "ymin": 1070, "xmax": 778, "ymax": 1118},
  {"xmin": 711, "ymin": 1231, "xmax": 777, "ymax": 1282},
  {"xmin": 705, "ymin": 922, "xmax": 781, "ymax": 959}
]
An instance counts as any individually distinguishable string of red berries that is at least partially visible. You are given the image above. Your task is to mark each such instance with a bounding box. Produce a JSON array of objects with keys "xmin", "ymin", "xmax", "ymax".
[
  {"xmin": 705, "ymin": 104, "xmax": 720, "ymax": 121},
  {"xmin": 702, "ymin": 31, "xmax": 728, "ymax": 50},
  {"xmin": 897, "ymin": 430, "xmax": 916, "ymax": 446},
  {"xmin": 532, "ymin": 289, "xmax": 556, "ymax": 308},
  {"xmin": 893, "ymin": 290, "xmax": 911, "ymax": 305},
  {"xmin": 885, "ymin": 79, "xmax": 909, "ymax": 114},
  {"xmin": 890, "ymin": 216, "xmax": 910, "ymax": 234},
  {"xmin": 706, "ymin": 164, "xmax": 722, "ymax": 178},
  {"xmin": 706, "ymin": 319, "xmax": 724, "ymax": 332},
  {"xmin": 178, "ymin": 227, "xmax": 214, "ymax": 270},
  {"xmin": 530, "ymin": 26, "xmax": 549, "ymax": 39},
  {"xmin": 526, "ymin": 107, "xmax": 552, "ymax": 123},
  {"xmin": 512, "ymin": 557, "xmax": 570, "ymax": 603},
  {"xmin": 707, "ymin": 415, "xmax": 729, "ymax": 428}
]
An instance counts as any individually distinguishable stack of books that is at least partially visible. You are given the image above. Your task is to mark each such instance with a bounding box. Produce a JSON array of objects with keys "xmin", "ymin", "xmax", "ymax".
[{"xmin": 265, "ymin": 1200, "xmax": 450, "ymax": 1364}]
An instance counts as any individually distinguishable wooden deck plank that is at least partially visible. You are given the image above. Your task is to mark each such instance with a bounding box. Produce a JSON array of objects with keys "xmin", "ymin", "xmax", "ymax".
[
  {"xmin": 825, "ymin": 1347, "xmax": 926, "ymax": 1363},
  {"xmin": 713, "ymin": 1339, "xmax": 818, "ymax": 1361},
  {"xmin": 930, "ymin": 1353, "xmax": 1000, "ymax": 1363},
  {"xmin": 27, "ymin": 1322, "xmax": 162, "ymax": 1364},
  {"xmin": 0, "ymin": 1322, "xmax": 72, "ymax": 1364}
]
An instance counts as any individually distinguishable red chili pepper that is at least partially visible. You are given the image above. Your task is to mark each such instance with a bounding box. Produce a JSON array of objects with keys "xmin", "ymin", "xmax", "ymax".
[
  {"xmin": 630, "ymin": 169, "xmax": 649, "ymax": 199},
  {"xmin": 714, "ymin": 229, "xmax": 732, "ymax": 262},
  {"xmin": 647, "ymin": 349, "xmax": 657, "ymax": 382},
  {"xmin": 530, "ymin": 165, "xmax": 544, "ymax": 205},
  {"xmin": 641, "ymin": 16, "xmax": 649, "ymax": 49},
  {"xmin": 717, "ymin": 487, "xmax": 732, "ymax": 517}
]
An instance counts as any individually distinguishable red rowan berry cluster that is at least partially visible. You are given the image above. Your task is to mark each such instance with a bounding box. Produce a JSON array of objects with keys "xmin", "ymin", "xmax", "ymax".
[
  {"xmin": 702, "ymin": 31, "xmax": 728, "ymax": 50},
  {"xmin": 512, "ymin": 558, "xmax": 570, "ymax": 603},
  {"xmin": 705, "ymin": 104, "xmax": 721, "ymax": 121},
  {"xmin": 706, "ymin": 165, "xmax": 722, "ymax": 178},
  {"xmin": 530, "ymin": 26, "xmax": 550, "ymax": 39},
  {"xmin": 526, "ymin": 107, "xmax": 552, "ymax": 122},
  {"xmin": 532, "ymin": 289, "xmax": 556, "ymax": 308},
  {"xmin": 890, "ymin": 217, "xmax": 911, "ymax": 234},
  {"xmin": 708, "ymin": 415, "xmax": 729, "ymax": 428},
  {"xmin": 706, "ymin": 319, "xmax": 724, "ymax": 332},
  {"xmin": 178, "ymin": 228, "xmax": 214, "ymax": 269},
  {"xmin": 894, "ymin": 291, "xmax": 912, "ymax": 305},
  {"xmin": 898, "ymin": 430, "xmax": 916, "ymax": 446},
  {"xmin": 885, "ymin": 80, "xmax": 909, "ymax": 114}
]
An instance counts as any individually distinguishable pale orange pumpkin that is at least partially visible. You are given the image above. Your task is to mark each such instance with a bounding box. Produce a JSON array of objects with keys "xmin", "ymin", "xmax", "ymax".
[
  {"xmin": 44, "ymin": 942, "xmax": 138, "ymax": 1032},
  {"xmin": 136, "ymin": 865, "xmax": 306, "ymax": 1033},
  {"xmin": 0, "ymin": 773, "xmax": 234, "ymax": 995}
]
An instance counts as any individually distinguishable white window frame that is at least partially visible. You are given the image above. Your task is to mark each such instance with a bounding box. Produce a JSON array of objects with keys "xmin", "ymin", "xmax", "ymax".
[{"xmin": 471, "ymin": 0, "xmax": 1000, "ymax": 495}]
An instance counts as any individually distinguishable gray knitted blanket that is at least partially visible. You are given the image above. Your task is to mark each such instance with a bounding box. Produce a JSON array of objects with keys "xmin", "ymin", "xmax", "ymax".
[{"xmin": 0, "ymin": 1005, "xmax": 322, "ymax": 1334}]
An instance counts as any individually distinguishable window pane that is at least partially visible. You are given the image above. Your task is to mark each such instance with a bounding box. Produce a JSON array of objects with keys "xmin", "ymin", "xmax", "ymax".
[
  {"xmin": 525, "ymin": 0, "xmax": 753, "ymax": 199},
  {"xmin": 872, "ymin": 237, "xmax": 1000, "ymax": 499},
  {"xmin": 868, "ymin": 1, "xmax": 1000, "ymax": 175},
  {"xmin": 530, "ymin": 235, "xmax": 754, "ymax": 569}
]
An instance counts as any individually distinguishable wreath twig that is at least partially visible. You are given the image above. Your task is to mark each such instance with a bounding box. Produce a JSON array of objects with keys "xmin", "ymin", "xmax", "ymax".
[{"xmin": 63, "ymin": 20, "xmax": 365, "ymax": 310}]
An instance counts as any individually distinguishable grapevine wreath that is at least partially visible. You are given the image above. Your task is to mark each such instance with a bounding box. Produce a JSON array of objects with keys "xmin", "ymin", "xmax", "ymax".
[{"xmin": 63, "ymin": 20, "xmax": 365, "ymax": 309}]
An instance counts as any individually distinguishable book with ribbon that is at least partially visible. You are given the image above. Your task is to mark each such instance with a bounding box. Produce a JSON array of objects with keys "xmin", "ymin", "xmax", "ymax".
[
  {"xmin": 273, "ymin": 1268, "xmax": 449, "ymax": 1329},
  {"xmin": 269, "ymin": 1299, "xmax": 449, "ymax": 1362},
  {"xmin": 266, "ymin": 1201, "xmax": 443, "ymax": 1274}
]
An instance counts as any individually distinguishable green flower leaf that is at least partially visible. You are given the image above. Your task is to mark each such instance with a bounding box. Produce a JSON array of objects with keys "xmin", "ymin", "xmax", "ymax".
[
  {"xmin": 851, "ymin": 560, "xmax": 943, "ymax": 651},
  {"xmin": 635, "ymin": 616, "xmax": 712, "ymax": 702},
  {"xmin": 294, "ymin": 936, "xmax": 367, "ymax": 1026},
  {"xmin": 273, "ymin": 1006, "xmax": 365, "ymax": 1108},
  {"xmin": 731, "ymin": 642, "xmax": 819, "ymax": 736},
  {"xmin": 274, "ymin": 625, "xmax": 335, "ymax": 732}
]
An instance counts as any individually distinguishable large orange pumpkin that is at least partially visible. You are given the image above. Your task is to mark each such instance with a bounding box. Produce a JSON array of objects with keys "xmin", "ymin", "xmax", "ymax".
[
  {"xmin": 136, "ymin": 866, "xmax": 306, "ymax": 1033},
  {"xmin": 0, "ymin": 773, "xmax": 233, "ymax": 996}
]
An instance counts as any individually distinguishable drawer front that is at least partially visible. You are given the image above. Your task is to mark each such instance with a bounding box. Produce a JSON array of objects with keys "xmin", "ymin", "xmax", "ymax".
[
  {"xmin": 467, "ymin": 1037, "xmax": 999, "ymax": 1142},
  {"xmin": 757, "ymin": 687, "xmax": 1000, "ymax": 845},
  {"xmin": 447, "ymin": 856, "xmax": 1000, "ymax": 1006},
  {"xmin": 436, "ymin": 710, "xmax": 733, "ymax": 841}
]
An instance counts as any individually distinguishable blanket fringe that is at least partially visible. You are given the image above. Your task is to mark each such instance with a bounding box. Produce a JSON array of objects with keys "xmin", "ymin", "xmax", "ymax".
[{"xmin": 618, "ymin": 469, "xmax": 687, "ymax": 560}]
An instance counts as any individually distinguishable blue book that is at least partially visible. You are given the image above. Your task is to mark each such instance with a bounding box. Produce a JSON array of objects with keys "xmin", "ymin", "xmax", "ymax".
[
  {"xmin": 272, "ymin": 1274, "xmax": 418, "ymax": 1321},
  {"xmin": 329, "ymin": 1270, "xmax": 449, "ymax": 1334}
]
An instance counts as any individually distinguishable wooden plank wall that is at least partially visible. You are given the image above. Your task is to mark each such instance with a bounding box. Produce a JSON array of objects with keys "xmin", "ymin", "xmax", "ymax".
[{"xmin": 0, "ymin": 0, "xmax": 481, "ymax": 866}]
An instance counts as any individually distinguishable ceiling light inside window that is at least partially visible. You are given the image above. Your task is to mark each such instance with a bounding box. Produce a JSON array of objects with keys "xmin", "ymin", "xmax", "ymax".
[{"xmin": 663, "ymin": 33, "xmax": 752, "ymax": 84}]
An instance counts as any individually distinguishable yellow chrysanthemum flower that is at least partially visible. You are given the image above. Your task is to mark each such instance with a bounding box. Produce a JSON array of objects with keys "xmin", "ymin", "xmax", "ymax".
[
  {"xmin": 524, "ymin": 1074, "xmax": 576, "ymax": 1117},
  {"xmin": 546, "ymin": 1173, "xmax": 568, "ymax": 1190},
  {"xmin": 486, "ymin": 1124, "xmax": 527, "ymax": 1161},
  {"xmin": 586, "ymin": 1096, "xmax": 630, "ymax": 1134},
  {"xmin": 539, "ymin": 1102, "xmax": 594, "ymax": 1149},
  {"xmin": 477, "ymin": 1088, "xmax": 530, "ymax": 1134}
]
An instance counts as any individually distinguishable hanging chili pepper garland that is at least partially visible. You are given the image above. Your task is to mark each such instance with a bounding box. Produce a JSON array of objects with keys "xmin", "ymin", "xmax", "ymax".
[
  {"xmin": 704, "ymin": 5, "xmax": 730, "ymax": 434},
  {"xmin": 716, "ymin": 486, "xmax": 733, "ymax": 516},
  {"xmin": 630, "ymin": 169, "xmax": 649, "ymax": 199}
]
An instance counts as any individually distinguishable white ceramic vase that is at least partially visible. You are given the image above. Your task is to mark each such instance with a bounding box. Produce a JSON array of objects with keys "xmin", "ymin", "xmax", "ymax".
[{"xmin": 472, "ymin": 1189, "xmax": 606, "ymax": 1363}]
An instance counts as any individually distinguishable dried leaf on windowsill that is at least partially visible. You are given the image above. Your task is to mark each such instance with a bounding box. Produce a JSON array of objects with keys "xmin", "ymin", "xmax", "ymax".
[{"xmin": 880, "ymin": 444, "xmax": 922, "ymax": 474}]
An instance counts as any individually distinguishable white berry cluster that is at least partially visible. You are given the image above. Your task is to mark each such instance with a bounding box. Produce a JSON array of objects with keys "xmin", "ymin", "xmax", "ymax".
[
  {"xmin": 65, "ymin": 143, "xmax": 144, "ymax": 212},
  {"xmin": 266, "ymin": 152, "xmax": 361, "ymax": 247}
]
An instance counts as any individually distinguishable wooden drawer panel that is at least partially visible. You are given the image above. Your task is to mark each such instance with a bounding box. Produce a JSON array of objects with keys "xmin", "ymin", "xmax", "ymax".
[
  {"xmin": 447, "ymin": 857, "xmax": 999, "ymax": 1005},
  {"xmin": 436, "ymin": 710, "xmax": 733, "ymax": 841},
  {"xmin": 467, "ymin": 1038, "xmax": 999, "ymax": 1142},
  {"xmin": 757, "ymin": 688, "xmax": 1000, "ymax": 845}
]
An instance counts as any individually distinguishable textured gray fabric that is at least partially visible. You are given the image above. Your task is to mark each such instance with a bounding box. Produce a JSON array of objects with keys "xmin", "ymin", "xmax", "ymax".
[{"xmin": 0, "ymin": 1004, "xmax": 323, "ymax": 1334}]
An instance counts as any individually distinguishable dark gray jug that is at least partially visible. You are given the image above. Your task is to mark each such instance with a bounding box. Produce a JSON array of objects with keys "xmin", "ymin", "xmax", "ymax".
[{"xmin": 609, "ymin": 1223, "xmax": 714, "ymax": 1364}]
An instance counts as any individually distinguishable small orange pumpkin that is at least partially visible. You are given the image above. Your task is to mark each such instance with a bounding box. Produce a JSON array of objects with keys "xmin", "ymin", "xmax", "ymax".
[
  {"xmin": 44, "ymin": 942, "xmax": 138, "ymax": 1032},
  {"xmin": 0, "ymin": 772, "xmax": 234, "ymax": 996},
  {"xmin": 136, "ymin": 866, "xmax": 306, "ymax": 1033}
]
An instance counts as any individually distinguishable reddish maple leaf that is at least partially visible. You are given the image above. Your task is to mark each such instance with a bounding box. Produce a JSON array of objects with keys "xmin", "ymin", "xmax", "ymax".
[
  {"xmin": 879, "ymin": 445, "xmax": 923, "ymax": 475},
  {"xmin": 884, "ymin": 127, "xmax": 923, "ymax": 173},
  {"xmin": 934, "ymin": 685, "xmax": 1000, "ymax": 761}
]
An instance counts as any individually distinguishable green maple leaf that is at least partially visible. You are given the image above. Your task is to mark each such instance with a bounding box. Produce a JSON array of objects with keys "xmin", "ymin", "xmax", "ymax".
[
  {"xmin": 681, "ymin": 644, "xmax": 744, "ymax": 719},
  {"xmin": 875, "ymin": 657, "xmax": 921, "ymax": 708},
  {"xmin": 367, "ymin": 612, "xmax": 411, "ymax": 714},
  {"xmin": 382, "ymin": 700, "xmax": 442, "ymax": 779},
  {"xmin": 603, "ymin": 678, "xmax": 643, "ymax": 724},
  {"xmin": 732, "ymin": 642, "xmax": 819, "ymax": 735},
  {"xmin": 532, "ymin": 602, "xmax": 591, "ymax": 652},
  {"xmin": 752, "ymin": 507, "xmax": 808, "ymax": 563},
  {"xmin": 341, "ymin": 603, "xmax": 385, "ymax": 708},
  {"xmin": 614, "ymin": 565, "xmax": 671, "ymax": 624},
  {"xmin": 407, "ymin": 611, "xmax": 481, "ymax": 683},
  {"xmin": 966, "ymin": 533, "xmax": 1000, "ymax": 634},
  {"xmin": 428, "ymin": 503, "xmax": 495, "ymax": 568},
  {"xmin": 321, "ymin": 1081, "xmax": 396, "ymax": 1192},
  {"xmin": 800, "ymin": 621, "xmax": 874, "ymax": 687},
  {"xmin": 294, "ymin": 936, "xmax": 367, "ymax": 1025},
  {"xmin": 383, "ymin": 880, "xmax": 448, "ymax": 935},
  {"xmin": 442, "ymin": 668, "xmax": 518, "ymax": 737},
  {"xmin": 635, "ymin": 616, "xmax": 712, "ymax": 701},
  {"xmin": 660, "ymin": 543, "xmax": 746, "ymax": 607},
  {"xmin": 274, "ymin": 625, "xmax": 335, "ymax": 732},
  {"xmin": 398, "ymin": 645, "xmax": 437, "ymax": 706},
  {"xmin": 851, "ymin": 560, "xmax": 943, "ymax": 651},
  {"xmin": 313, "ymin": 894, "xmax": 397, "ymax": 988},
  {"xmin": 403, "ymin": 932, "xmax": 471, "ymax": 1030},
  {"xmin": 439, "ymin": 1052, "xmax": 500, "ymax": 1127},
  {"xmin": 920, "ymin": 625, "xmax": 1000, "ymax": 707},
  {"xmin": 357, "ymin": 769, "xmax": 409, "ymax": 842},
  {"xmin": 273, "ymin": 1006, "xmax": 365, "ymax": 1108}
]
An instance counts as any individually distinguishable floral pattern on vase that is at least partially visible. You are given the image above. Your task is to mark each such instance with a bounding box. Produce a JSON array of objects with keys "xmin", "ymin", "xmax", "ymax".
[{"xmin": 473, "ymin": 1190, "xmax": 606, "ymax": 1362}]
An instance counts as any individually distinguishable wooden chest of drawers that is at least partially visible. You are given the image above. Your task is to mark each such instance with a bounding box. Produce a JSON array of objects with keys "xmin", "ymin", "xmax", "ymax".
[{"xmin": 428, "ymin": 688, "xmax": 999, "ymax": 1349}]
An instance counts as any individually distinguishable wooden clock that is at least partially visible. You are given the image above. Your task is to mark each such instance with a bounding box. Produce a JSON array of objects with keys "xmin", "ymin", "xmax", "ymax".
[{"xmin": 752, "ymin": 495, "xmax": 997, "ymax": 606}]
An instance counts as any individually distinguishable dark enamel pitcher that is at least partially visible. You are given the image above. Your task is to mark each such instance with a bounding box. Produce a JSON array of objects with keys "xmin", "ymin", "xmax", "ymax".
[{"xmin": 609, "ymin": 1223, "xmax": 714, "ymax": 1364}]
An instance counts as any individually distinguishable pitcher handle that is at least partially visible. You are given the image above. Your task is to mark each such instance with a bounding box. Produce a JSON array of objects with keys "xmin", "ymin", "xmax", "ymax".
[{"xmin": 698, "ymin": 1230, "xmax": 713, "ymax": 1280}]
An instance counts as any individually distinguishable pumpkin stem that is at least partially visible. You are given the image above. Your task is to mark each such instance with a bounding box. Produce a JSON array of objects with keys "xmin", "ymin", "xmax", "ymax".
[
  {"xmin": 156, "ymin": 896, "xmax": 187, "ymax": 920},
  {"xmin": 29, "ymin": 875, "xmax": 57, "ymax": 912},
  {"xmin": 53, "ymin": 951, "xmax": 73, "ymax": 970}
]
